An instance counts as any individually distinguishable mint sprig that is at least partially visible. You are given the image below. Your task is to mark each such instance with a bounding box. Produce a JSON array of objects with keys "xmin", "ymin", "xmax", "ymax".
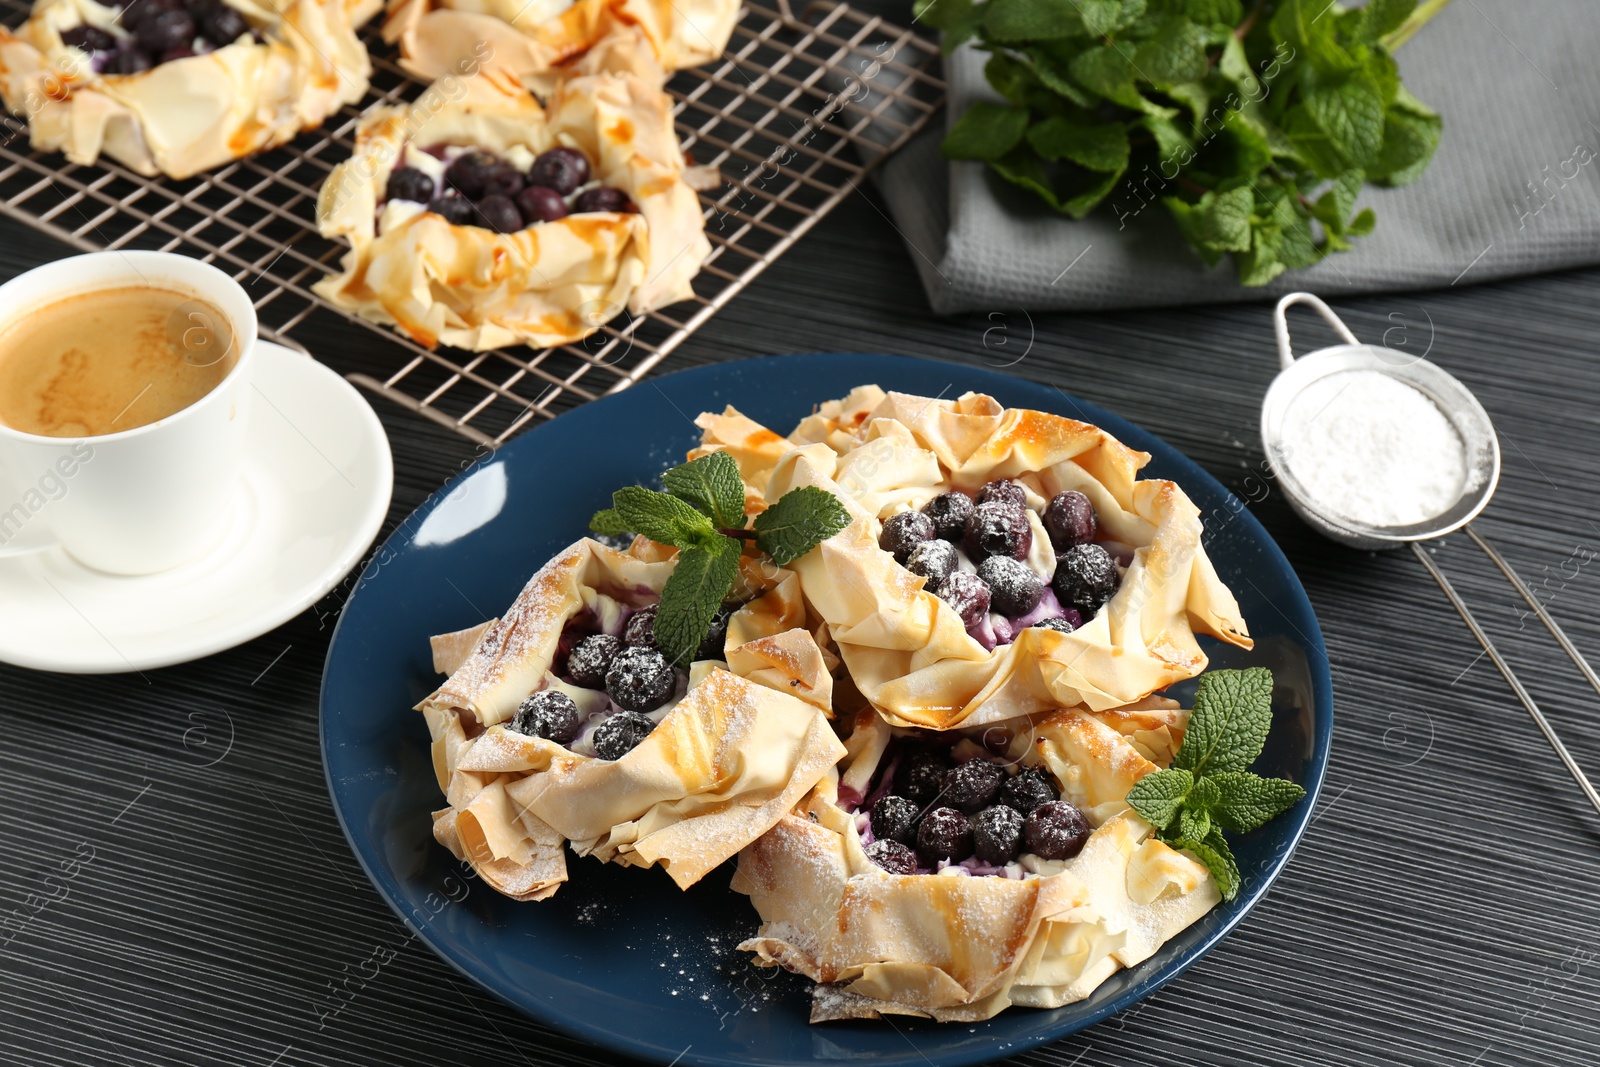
[
  {"xmin": 1126, "ymin": 667, "xmax": 1306, "ymax": 901},
  {"xmin": 921, "ymin": 0, "xmax": 1450, "ymax": 286},
  {"xmin": 588, "ymin": 451, "xmax": 848, "ymax": 665}
]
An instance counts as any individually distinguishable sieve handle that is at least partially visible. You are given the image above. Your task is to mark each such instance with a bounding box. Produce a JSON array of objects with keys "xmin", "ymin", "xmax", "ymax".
[{"xmin": 1273, "ymin": 292, "xmax": 1362, "ymax": 370}]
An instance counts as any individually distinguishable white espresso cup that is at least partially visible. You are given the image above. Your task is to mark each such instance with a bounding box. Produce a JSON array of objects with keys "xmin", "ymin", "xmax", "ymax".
[{"xmin": 0, "ymin": 251, "xmax": 258, "ymax": 575}]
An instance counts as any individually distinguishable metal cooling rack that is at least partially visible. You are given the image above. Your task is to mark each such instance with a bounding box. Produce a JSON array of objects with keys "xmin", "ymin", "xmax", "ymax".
[{"xmin": 0, "ymin": 0, "xmax": 943, "ymax": 447}]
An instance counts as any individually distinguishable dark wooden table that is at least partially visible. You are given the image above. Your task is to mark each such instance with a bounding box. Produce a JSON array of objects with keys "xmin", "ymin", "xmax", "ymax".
[{"xmin": 3, "ymin": 174, "xmax": 1599, "ymax": 1066}]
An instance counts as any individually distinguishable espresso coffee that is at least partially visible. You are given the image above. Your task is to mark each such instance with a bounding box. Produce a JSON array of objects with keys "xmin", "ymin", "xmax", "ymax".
[{"xmin": 0, "ymin": 285, "xmax": 238, "ymax": 438}]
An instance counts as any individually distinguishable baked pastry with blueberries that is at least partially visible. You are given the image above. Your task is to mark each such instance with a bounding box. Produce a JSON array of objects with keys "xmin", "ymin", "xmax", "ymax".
[
  {"xmin": 420, "ymin": 534, "xmax": 843, "ymax": 902},
  {"xmin": 381, "ymin": 0, "xmax": 737, "ymax": 91},
  {"xmin": 732, "ymin": 700, "xmax": 1219, "ymax": 1022},
  {"xmin": 695, "ymin": 386, "xmax": 1254, "ymax": 730},
  {"xmin": 313, "ymin": 67, "xmax": 709, "ymax": 350},
  {"xmin": 0, "ymin": 0, "xmax": 375, "ymax": 178}
]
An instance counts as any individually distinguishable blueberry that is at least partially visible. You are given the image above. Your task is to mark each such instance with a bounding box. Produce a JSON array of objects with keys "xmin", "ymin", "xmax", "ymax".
[
  {"xmin": 976, "ymin": 556, "xmax": 1044, "ymax": 617},
  {"xmin": 486, "ymin": 163, "xmax": 524, "ymax": 199},
  {"xmin": 870, "ymin": 794, "xmax": 921, "ymax": 847},
  {"xmin": 939, "ymin": 759, "xmax": 1003, "ymax": 814},
  {"xmin": 623, "ymin": 605, "xmax": 657, "ymax": 649},
  {"xmin": 696, "ymin": 602, "xmax": 736, "ymax": 660},
  {"xmin": 963, "ymin": 501, "xmax": 1032, "ymax": 562},
  {"xmin": 894, "ymin": 748, "xmax": 950, "ymax": 807},
  {"xmin": 879, "ymin": 510, "xmax": 935, "ymax": 563},
  {"xmin": 1029, "ymin": 617, "xmax": 1076, "ymax": 634},
  {"xmin": 604, "ymin": 645, "xmax": 674, "ymax": 711},
  {"xmin": 920, "ymin": 492, "xmax": 974, "ymax": 542},
  {"xmin": 972, "ymin": 805, "xmax": 1024, "ymax": 865},
  {"xmin": 528, "ymin": 146, "xmax": 590, "ymax": 195},
  {"xmin": 1052, "ymin": 543, "xmax": 1119, "ymax": 617},
  {"xmin": 935, "ymin": 570, "xmax": 990, "ymax": 629},
  {"xmin": 475, "ymin": 194, "xmax": 523, "ymax": 234},
  {"xmin": 999, "ymin": 767, "xmax": 1058, "ymax": 815},
  {"xmin": 158, "ymin": 45, "xmax": 195, "ymax": 61},
  {"xmin": 384, "ymin": 166, "xmax": 435, "ymax": 204},
  {"xmin": 198, "ymin": 3, "xmax": 248, "ymax": 44},
  {"xmin": 444, "ymin": 149, "xmax": 501, "ymax": 200},
  {"xmin": 515, "ymin": 184, "xmax": 568, "ymax": 224},
  {"xmin": 566, "ymin": 633, "xmax": 620, "ymax": 689},
  {"xmin": 60, "ymin": 24, "xmax": 117, "ymax": 51},
  {"xmin": 864, "ymin": 839, "xmax": 918, "ymax": 875},
  {"xmin": 975, "ymin": 479, "xmax": 1027, "ymax": 512},
  {"xmin": 593, "ymin": 710, "xmax": 655, "ymax": 760},
  {"xmin": 510, "ymin": 689, "xmax": 581, "ymax": 745},
  {"xmin": 573, "ymin": 187, "xmax": 637, "ymax": 214},
  {"xmin": 916, "ymin": 806, "xmax": 972, "ymax": 864},
  {"xmin": 427, "ymin": 196, "xmax": 475, "ymax": 225},
  {"xmin": 905, "ymin": 539, "xmax": 957, "ymax": 588},
  {"xmin": 135, "ymin": 8, "xmax": 194, "ymax": 54},
  {"xmin": 104, "ymin": 47, "xmax": 153, "ymax": 73},
  {"xmin": 1044, "ymin": 490, "xmax": 1098, "ymax": 550},
  {"xmin": 1024, "ymin": 800, "xmax": 1090, "ymax": 860}
]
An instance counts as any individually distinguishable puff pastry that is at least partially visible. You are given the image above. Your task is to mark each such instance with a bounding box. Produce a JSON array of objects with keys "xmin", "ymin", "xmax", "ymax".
[
  {"xmin": 732, "ymin": 703, "xmax": 1219, "ymax": 1022},
  {"xmin": 420, "ymin": 536, "xmax": 845, "ymax": 901},
  {"xmin": 695, "ymin": 386, "xmax": 1253, "ymax": 730},
  {"xmin": 382, "ymin": 0, "xmax": 738, "ymax": 90},
  {"xmin": 313, "ymin": 67, "xmax": 709, "ymax": 350},
  {"xmin": 0, "ymin": 0, "xmax": 374, "ymax": 178}
]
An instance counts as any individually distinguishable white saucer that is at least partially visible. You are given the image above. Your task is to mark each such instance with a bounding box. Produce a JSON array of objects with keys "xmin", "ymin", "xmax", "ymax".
[{"xmin": 0, "ymin": 341, "xmax": 393, "ymax": 674}]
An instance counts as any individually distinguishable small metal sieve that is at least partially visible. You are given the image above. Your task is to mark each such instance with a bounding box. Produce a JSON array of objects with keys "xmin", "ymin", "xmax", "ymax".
[{"xmin": 1261, "ymin": 292, "xmax": 1502, "ymax": 551}]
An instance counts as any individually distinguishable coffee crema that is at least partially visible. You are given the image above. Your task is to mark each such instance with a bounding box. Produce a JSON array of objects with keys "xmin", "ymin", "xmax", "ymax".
[{"xmin": 0, "ymin": 285, "xmax": 238, "ymax": 438}]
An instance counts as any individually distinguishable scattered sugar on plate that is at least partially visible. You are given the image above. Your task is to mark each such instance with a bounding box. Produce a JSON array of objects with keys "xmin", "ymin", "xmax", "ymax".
[{"xmin": 1282, "ymin": 370, "xmax": 1468, "ymax": 527}]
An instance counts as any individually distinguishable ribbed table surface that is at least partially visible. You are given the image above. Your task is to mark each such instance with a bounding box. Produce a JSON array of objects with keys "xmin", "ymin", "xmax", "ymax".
[{"xmin": 2, "ymin": 185, "xmax": 1598, "ymax": 1067}]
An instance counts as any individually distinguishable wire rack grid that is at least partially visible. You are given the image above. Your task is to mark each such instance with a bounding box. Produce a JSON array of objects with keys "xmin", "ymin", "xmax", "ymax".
[{"xmin": 0, "ymin": 0, "xmax": 944, "ymax": 446}]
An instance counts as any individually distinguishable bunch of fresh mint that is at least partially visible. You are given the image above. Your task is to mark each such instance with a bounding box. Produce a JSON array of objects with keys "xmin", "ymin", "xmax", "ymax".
[
  {"xmin": 1125, "ymin": 666, "xmax": 1306, "ymax": 900},
  {"xmin": 590, "ymin": 451, "xmax": 849, "ymax": 666},
  {"xmin": 918, "ymin": 0, "xmax": 1450, "ymax": 285}
]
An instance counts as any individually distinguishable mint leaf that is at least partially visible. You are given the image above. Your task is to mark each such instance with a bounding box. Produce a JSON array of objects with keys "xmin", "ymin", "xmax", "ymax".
[
  {"xmin": 611, "ymin": 485, "xmax": 716, "ymax": 548},
  {"xmin": 1271, "ymin": 0, "xmax": 1356, "ymax": 75},
  {"xmin": 1312, "ymin": 169, "xmax": 1365, "ymax": 234},
  {"xmin": 1126, "ymin": 767, "xmax": 1193, "ymax": 829},
  {"xmin": 654, "ymin": 535, "xmax": 743, "ymax": 666},
  {"xmin": 983, "ymin": 0, "xmax": 1086, "ymax": 43},
  {"xmin": 1166, "ymin": 186, "xmax": 1253, "ymax": 264},
  {"xmin": 915, "ymin": 0, "xmax": 984, "ymax": 52},
  {"xmin": 752, "ymin": 486, "xmax": 850, "ymax": 566},
  {"xmin": 662, "ymin": 451, "xmax": 746, "ymax": 529},
  {"xmin": 1178, "ymin": 806, "xmax": 1212, "ymax": 841},
  {"xmin": 1208, "ymin": 771, "xmax": 1307, "ymax": 833},
  {"xmin": 1026, "ymin": 118, "xmax": 1130, "ymax": 171},
  {"xmin": 1370, "ymin": 106, "xmax": 1440, "ymax": 185},
  {"xmin": 1173, "ymin": 666, "xmax": 1275, "ymax": 776},
  {"xmin": 942, "ymin": 102, "xmax": 1029, "ymax": 161},
  {"xmin": 1347, "ymin": 206, "xmax": 1376, "ymax": 235},
  {"xmin": 1133, "ymin": 17, "xmax": 1209, "ymax": 85},
  {"xmin": 1172, "ymin": 829, "xmax": 1241, "ymax": 901},
  {"xmin": 991, "ymin": 149, "xmax": 1125, "ymax": 218},
  {"xmin": 1189, "ymin": 774, "xmax": 1222, "ymax": 814},
  {"xmin": 1069, "ymin": 44, "xmax": 1147, "ymax": 111},
  {"xmin": 589, "ymin": 508, "xmax": 630, "ymax": 537},
  {"xmin": 1356, "ymin": 0, "xmax": 1416, "ymax": 41},
  {"xmin": 1079, "ymin": 0, "xmax": 1145, "ymax": 37},
  {"xmin": 1304, "ymin": 77, "xmax": 1385, "ymax": 168}
]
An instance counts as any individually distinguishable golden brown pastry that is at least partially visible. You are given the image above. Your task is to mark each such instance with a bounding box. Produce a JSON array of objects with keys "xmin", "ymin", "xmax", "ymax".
[
  {"xmin": 732, "ymin": 703, "xmax": 1219, "ymax": 1022},
  {"xmin": 382, "ymin": 0, "xmax": 738, "ymax": 90},
  {"xmin": 696, "ymin": 386, "xmax": 1253, "ymax": 730},
  {"xmin": 313, "ymin": 67, "xmax": 709, "ymax": 350},
  {"xmin": 0, "ymin": 0, "xmax": 374, "ymax": 178},
  {"xmin": 421, "ymin": 536, "xmax": 844, "ymax": 901}
]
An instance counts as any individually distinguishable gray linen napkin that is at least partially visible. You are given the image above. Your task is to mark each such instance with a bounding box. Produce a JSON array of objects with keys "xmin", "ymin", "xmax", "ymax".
[{"xmin": 873, "ymin": 0, "xmax": 1600, "ymax": 314}]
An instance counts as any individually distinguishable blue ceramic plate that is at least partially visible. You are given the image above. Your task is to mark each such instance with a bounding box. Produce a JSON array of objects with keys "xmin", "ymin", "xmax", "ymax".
[{"xmin": 321, "ymin": 354, "xmax": 1331, "ymax": 1067}]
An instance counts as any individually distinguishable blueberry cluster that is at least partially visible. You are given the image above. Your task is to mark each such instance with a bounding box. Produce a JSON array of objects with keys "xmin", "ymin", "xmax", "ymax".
[
  {"xmin": 881, "ymin": 481, "xmax": 1122, "ymax": 637},
  {"xmin": 508, "ymin": 604, "xmax": 676, "ymax": 761},
  {"xmin": 861, "ymin": 743, "xmax": 1091, "ymax": 875},
  {"xmin": 65, "ymin": 0, "xmax": 258, "ymax": 75},
  {"xmin": 384, "ymin": 146, "xmax": 638, "ymax": 235}
]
